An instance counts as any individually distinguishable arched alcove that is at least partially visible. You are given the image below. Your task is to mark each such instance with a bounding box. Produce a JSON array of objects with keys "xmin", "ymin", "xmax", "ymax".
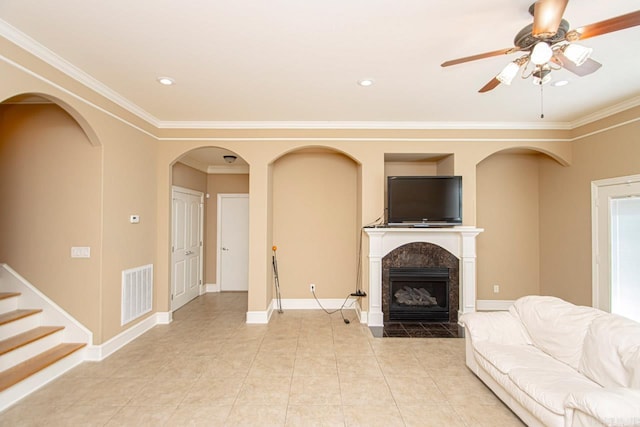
[
  {"xmin": 475, "ymin": 148, "xmax": 564, "ymax": 304},
  {"xmin": 1, "ymin": 94, "xmax": 101, "ymax": 147},
  {"xmin": 270, "ymin": 147, "xmax": 360, "ymax": 300}
]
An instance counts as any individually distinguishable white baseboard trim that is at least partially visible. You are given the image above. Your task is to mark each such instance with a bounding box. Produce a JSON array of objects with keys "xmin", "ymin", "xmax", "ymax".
[
  {"xmin": 277, "ymin": 298, "xmax": 358, "ymax": 310},
  {"xmin": 245, "ymin": 298, "xmax": 361, "ymax": 323},
  {"xmin": 355, "ymin": 304, "xmax": 368, "ymax": 324},
  {"xmin": 206, "ymin": 283, "xmax": 220, "ymax": 293},
  {"xmin": 246, "ymin": 300, "xmax": 274, "ymax": 324},
  {"xmin": 476, "ymin": 300, "xmax": 515, "ymax": 311},
  {"xmin": 84, "ymin": 311, "xmax": 172, "ymax": 361}
]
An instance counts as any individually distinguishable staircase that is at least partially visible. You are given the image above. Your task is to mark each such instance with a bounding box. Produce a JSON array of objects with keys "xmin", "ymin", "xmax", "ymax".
[{"xmin": 0, "ymin": 265, "xmax": 91, "ymax": 412}]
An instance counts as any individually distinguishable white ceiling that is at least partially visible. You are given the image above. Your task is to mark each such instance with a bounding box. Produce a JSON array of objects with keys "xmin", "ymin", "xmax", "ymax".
[{"xmin": 1, "ymin": 0, "xmax": 639, "ymax": 128}]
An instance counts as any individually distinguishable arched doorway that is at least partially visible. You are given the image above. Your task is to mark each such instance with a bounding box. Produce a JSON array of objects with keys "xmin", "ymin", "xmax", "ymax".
[
  {"xmin": 0, "ymin": 94, "xmax": 102, "ymax": 333},
  {"xmin": 170, "ymin": 147, "xmax": 250, "ymax": 311}
]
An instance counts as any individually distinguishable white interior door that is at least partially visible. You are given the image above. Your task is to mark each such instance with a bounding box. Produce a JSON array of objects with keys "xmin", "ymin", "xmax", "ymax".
[
  {"xmin": 593, "ymin": 175, "xmax": 640, "ymax": 320},
  {"xmin": 217, "ymin": 194, "xmax": 249, "ymax": 291},
  {"xmin": 172, "ymin": 187, "xmax": 203, "ymax": 310}
]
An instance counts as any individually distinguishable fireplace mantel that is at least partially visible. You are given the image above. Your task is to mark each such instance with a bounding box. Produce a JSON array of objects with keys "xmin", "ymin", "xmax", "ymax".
[{"xmin": 364, "ymin": 226, "xmax": 483, "ymax": 327}]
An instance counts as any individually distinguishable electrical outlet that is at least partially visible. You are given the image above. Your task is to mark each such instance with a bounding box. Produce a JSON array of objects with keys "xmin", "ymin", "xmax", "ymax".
[
  {"xmin": 493, "ymin": 284, "xmax": 500, "ymax": 294},
  {"xmin": 310, "ymin": 283, "xmax": 316, "ymax": 293}
]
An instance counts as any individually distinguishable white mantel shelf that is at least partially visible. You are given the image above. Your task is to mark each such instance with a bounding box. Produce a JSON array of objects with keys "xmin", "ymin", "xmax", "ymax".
[{"xmin": 363, "ymin": 226, "xmax": 483, "ymax": 327}]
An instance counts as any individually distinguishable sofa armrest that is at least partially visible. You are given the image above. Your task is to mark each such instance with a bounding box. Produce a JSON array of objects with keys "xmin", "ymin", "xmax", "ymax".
[
  {"xmin": 565, "ymin": 388, "xmax": 640, "ymax": 427},
  {"xmin": 460, "ymin": 311, "xmax": 532, "ymax": 346}
]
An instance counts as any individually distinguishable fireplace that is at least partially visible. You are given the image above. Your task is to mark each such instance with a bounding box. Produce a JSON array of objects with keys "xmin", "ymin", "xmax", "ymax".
[
  {"xmin": 382, "ymin": 242, "xmax": 459, "ymax": 323},
  {"xmin": 389, "ymin": 267, "xmax": 449, "ymax": 322},
  {"xmin": 364, "ymin": 226, "xmax": 483, "ymax": 328}
]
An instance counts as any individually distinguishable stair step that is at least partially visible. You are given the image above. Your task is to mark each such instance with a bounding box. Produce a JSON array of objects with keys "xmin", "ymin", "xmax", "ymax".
[
  {"xmin": 0, "ymin": 326, "xmax": 65, "ymax": 356},
  {"xmin": 0, "ymin": 293, "xmax": 21, "ymax": 301},
  {"xmin": 0, "ymin": 293, "xmax": 21, "ymax": 315},
  {"xmin": 0, "ymin": 342, "xmax": 86, "ymax": 392},
  {"xmin": 0, "ymin": 309, "xmax": 42, "ymax": 326}
]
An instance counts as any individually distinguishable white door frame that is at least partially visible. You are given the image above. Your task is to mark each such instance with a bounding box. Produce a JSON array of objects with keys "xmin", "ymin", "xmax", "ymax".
[
  {"xmin": 216, "ymin": 193, "xmax": 249, "ymax": 291},
  {"xmin": 591, "ymin": 174, "xmax": 640, "ymax": 311},
  {"xmin": 171, "ymin": 186, "xmax": 204, "ymax": 311}
]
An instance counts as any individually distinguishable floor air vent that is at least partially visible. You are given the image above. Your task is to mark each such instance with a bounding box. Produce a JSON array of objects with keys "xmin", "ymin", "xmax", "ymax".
[{"xmin": 121, "ymin": 264, "xmax": 153, "ymax": 325}]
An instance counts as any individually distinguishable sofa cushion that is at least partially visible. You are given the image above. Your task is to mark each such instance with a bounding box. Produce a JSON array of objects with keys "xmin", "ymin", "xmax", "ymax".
[
  {"xmin": 474, "ymin": 341, "xmax": 562, "ymax": 375},
  {"xmin": 508, "ymin": 367, "xmax": 602, "ymax": 416},
  {"xmin": 511, "ymin": 295, "xmax": 605, "ymax": 369},
  {"xmin": 565, "ymin": 388, "xmax": 640, "ymax": 427},
  {"xmin": 461, "ymin": 311, "xmax": 532, "ymax": 346},
  {"xmin": 579, "ymin": 314, "xmax": 640, "ymax": 388}
]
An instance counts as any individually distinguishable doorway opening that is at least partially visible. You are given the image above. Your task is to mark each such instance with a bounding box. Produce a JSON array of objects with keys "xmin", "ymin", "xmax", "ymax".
[
  {"xmin": 592, "ymin": 174, "xmax": 640, "ymax": 322},
  {"xmin": 170, "ymin": 148, "xmax": 249, "ymax": 311}
]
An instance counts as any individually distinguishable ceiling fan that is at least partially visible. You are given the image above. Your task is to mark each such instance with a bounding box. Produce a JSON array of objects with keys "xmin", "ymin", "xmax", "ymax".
[{"xmin": 441, "ymin": 0, "xmax": 640, "ymax": 93}]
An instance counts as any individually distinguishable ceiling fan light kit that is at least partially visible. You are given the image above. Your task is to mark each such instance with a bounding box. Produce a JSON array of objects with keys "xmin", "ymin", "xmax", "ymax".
[
  {"xmin": 532, "ymin": 66, "xmax": 552, "ymax": 86},
  {"xmin": 496, "ymin": 62, "xmax": 521, "ymax": 85},
  {"xmin": 440, "ymin": 1, "xmax": 640, "ymax": 97},
  {"xmin": 562, "ymin": 43, "xmax": 593, "ymax": 66},
  {"xmin": 530, "ymin": 42, "xmax": 553, "ymax": 65}
]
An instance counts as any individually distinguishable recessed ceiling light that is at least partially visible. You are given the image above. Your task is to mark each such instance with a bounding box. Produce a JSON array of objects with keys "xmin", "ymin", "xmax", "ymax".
[
  {"xmin": 552, "ymin": 80, "xmax": 569, "ymax": 87},
  {"xmin": 157, "ymin": 77, "xmax": 175, "ymax": 86},
  {"xmin": 358, "ymin": 79, "xmax": 374, "ymax": 87}
]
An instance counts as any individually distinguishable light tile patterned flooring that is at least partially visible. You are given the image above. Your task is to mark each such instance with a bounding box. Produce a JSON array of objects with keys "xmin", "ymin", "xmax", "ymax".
[{"xmin": 0, "ymin": 292, "xmax": 525, "ymax": 426}]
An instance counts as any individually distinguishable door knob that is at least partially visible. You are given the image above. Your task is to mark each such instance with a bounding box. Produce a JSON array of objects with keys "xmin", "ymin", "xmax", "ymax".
[
  {"xmin": 221, "ymin": 247, "xmax": 229, "ymax": 251},
  {"xmin": 185, "ymin": 250, "xmax": 193, "ymax": 255}
]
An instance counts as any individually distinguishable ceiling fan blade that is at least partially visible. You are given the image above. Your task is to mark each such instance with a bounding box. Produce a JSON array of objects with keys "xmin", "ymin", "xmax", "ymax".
[
  {"xmin": 479, "ymin": 78, "xmax": 501, "ymax": 93},
  {"xmin": 533, "ymin": 0, "xmax": 569, "ymax": 38},
  {"xmin": 441, "ymin": 48, "xmax": 518, "ymax": 67},
  {"xmin": 552, "ymin": 53, "xmax": 602, "ymax": 76},
  {"xmin": 573, "ymin": 10, "xmax": 640, "ymax": 40}
]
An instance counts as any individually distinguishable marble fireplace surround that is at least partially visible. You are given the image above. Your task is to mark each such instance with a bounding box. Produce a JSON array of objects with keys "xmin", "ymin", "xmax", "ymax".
[{"xmin": 364, "ymin": 227, "xmax": 483, "ymax": 327}]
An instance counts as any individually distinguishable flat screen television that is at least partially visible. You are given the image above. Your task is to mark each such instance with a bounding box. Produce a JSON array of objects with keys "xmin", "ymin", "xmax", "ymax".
[{"xmin": 387, "ymin": 176, "xmax": 462, "ymax": 226}]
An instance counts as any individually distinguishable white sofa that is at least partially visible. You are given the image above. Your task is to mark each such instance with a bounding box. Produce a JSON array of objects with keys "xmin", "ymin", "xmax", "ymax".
[{"xmin": 460, "ymin": 296, "xmax": 640, "ymax": 427}]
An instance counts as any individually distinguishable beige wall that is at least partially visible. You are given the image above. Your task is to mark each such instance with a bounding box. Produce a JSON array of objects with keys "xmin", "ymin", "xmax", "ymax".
[
  {"xmin": 172, "ymin": 162, "xmax": 207, "ymax": 193},
  {"xmin": 272, "ymin": 151, "xmax": 358, "ymax": 298},
  {"xmin": 10, "ymin": 36, "xmax": 634, "ymax": 340},
  {"xmin": 0, "ymin": 104, "xmax": 102, "ymax": 334},
  {"xmin": 476, "ymin": 152, "xmax": 542, "ymax": 300},
  {"xmin": 205, "ymin": 174, "xmax": 249, "ymax": 284},
  {"xmin": 2, "ymin": 59, "xmax": 158, "ymax": 344},
  {"xmin": 539, "ymin": 120, "xmax": 640, "ymax": 306}
]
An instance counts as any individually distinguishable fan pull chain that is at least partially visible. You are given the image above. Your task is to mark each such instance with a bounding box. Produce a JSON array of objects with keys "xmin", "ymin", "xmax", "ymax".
[{"xmin": 540, "ymin": 82, "xmax": 545, "ymax": 119}]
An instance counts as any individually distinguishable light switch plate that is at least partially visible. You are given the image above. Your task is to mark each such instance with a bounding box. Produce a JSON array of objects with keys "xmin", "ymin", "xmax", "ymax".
[{"xmin": 71, "ymin": 246, "xmax": 91, "ymax": 258}]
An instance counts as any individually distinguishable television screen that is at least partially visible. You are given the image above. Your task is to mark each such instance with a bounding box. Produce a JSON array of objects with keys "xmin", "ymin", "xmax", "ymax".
[{"xmin": 387, "ymin": 176, "xmax": 462, "ymax": 226}]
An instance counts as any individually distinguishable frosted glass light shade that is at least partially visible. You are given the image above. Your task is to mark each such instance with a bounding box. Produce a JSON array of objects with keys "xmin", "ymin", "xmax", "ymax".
[
  {"xmin": 496, "ymin": 62, "xmax": 520, "ymax": 85},
  {"xmin": 530, "ymin": 42, "xmax": 553, "ymax": 65},
  {"xmin": 563, "ymin": 43, "xmax": 593, "ymax": 66}
]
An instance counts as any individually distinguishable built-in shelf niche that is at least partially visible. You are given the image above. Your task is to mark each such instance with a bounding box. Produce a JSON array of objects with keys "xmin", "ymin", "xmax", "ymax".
[{"xmin": 383, "ymin": 153, "xmax": 455, "ymax": 217}]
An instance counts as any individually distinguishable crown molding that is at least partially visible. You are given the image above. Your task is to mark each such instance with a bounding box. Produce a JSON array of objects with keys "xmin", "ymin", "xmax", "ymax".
[
  {"xmin": 156, "ymin": 120, "xmax": 573, "ymax": 131},
  {"xmin": 177, "ymin": 158, "xmax": 248, "ymax": 174},
  {"xmin": 207, "ymin": 165, "xmax": 250, "ymax": 174},
  {"xmin": 0, "ymin": 18, "xmax": 160, "ymax": 127},
  {"xmin": 569, "ymin": 95, "xmax": 640, "ymax": 129},
  {"xmin": 2, "ymin": 18, "xmax": 638, "ymax": 133}
]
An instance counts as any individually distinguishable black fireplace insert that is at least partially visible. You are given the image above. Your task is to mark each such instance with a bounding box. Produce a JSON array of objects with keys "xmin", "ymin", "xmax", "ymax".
[{"xmin": 388, "ymin": 267, "xmax": 449, "ymax": 322}]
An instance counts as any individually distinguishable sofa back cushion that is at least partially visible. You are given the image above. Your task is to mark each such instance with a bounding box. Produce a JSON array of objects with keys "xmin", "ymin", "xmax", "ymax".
[
  {"xmin": 511, "ymin": 296, "xmax": 605, "ymax": 369},
  {"xmin": 579, "ymin": 314, "xmax": 640, "ymax": 388}
]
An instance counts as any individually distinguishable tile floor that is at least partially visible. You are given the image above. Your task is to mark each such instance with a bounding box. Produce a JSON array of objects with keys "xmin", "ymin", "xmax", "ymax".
[{"xmin": 0, "ymin": 292, "xmax": 525, "ymax": 426}]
